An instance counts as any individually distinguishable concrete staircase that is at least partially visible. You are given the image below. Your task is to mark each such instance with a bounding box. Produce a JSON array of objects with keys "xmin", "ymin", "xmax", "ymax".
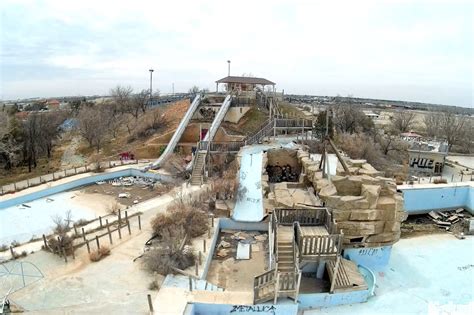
[
  {"xmin": 277, "ymin": 226, "xmax": 295, "ymax": 272},
  {"xmin": 190, "ymin": 151, "xmax": 206, "ymax": 186}
]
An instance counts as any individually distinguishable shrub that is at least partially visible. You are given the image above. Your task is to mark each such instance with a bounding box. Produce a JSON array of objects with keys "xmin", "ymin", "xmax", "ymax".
[
  {"xmin": 89, "ymin": 246, "xmax": 111, "ymax": 262},
  {"xmin": 151, "ymin": 204, "xmax": 208, "ymax": 239},
  {"xmin": 434, "ymin": 178, "xmax": 448, "ymax": 184},
  {"xmin": 10, "ymin": 240, "xmax": 20, "ymax": 248},
  {"xmin": 149, "ymin": 280, "xmax": 160, "ymax": 290},
  {"xmin": 0, "ymin": 244, "xmax": 8, "ymax": 252},
  {"xmin": 143, "ymin": 245, "xmax": 195, "ymax": 275}
]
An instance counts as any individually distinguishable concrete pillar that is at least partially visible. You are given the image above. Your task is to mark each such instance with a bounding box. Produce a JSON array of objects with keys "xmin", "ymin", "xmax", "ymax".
[{"xmin": 316, "ymin": 261, "xmax": 326, "ymax": 279}]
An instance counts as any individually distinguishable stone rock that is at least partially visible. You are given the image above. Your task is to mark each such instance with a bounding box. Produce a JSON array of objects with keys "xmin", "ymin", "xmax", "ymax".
[
  {"xmin": 332, "ymin": 209, "xmax": 351, "ymax": 221},
  {"xmin": 348, "ymin": 159, "xmax": 367, "ymax": 167},
  {"xmin": 338, "ymin": 196, "xmax": 367, "ymax": 211},
  {"xmin": 395, "ymin": 211, "xmax": 408, "ymax": 222},
  {"xmin": 219, "ymin": 240, "xmax": 231, "ymax": 248},
  {"xmin": 361, "ymin": 184, "xmax": 381, "ymax": 208},
  {"xmin": 366, "ymin": 232, "xmax": 400, "ymax": 243},
  {"xmin": 255, "ymin": 234, "xmax": 268, "ymax": 242},
  {"xmin": 377, "ymin": 196, "xmax": 396, "ymax": 211},
  {"xmin": 361, "ymin": 163, "xmax": 377, "ymax": 171},
  {"xmin": 274, "ymin": 182, "xmax": 288, "ymax": 190},
  {"xmin": 360, "ymin": 175, "xmax": 383, "ymax": 186},
  {"xmin": 394, "ymin": 195, "xmax": 405, "ymax": 212},
  {"xmin": 337, "ymin": 221, "xmax": 385, "ymax": 235},
  {"xmin": 350, "ymin": 209, "xmax": 382, "ymax": 221},
  {"xmin": 332, "ymin": 176, "xmax": 363, "ymax": 196},
  {"xmin": 217, "ymin": 249, "xmax": 230, "ymax": 257},
  {"xmin": 325, "ymin": 195, "xmax": 342, "ymax": 208},
  {"xmin": 384, "ymin": 221, "xmax": 401, "ymax": 232},
  {"xmin": 319, "ymin": 184, "xmax": 338, "ymax": 199},
  {"xmin": 359, "ymin": 168, "xmax": 384, "ymax": 177}
]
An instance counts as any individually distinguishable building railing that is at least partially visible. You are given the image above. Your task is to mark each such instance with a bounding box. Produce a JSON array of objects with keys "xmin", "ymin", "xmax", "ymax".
[
  {"xmin": 197, "ymin": 141, "xmax": 245, "ymax": 152},
  {"xmin": 295, "ymin": 223, "xmax": 343, "ymax": 259},
  {"xmin": 274, "ymin": 207, "xmax": 330, "ymax": 227}
]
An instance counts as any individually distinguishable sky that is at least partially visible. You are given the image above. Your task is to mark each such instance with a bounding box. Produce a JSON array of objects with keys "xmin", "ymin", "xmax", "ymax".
[{"xmin": 0, "ymin": 0, "xmax": 473, "ymax": 107}]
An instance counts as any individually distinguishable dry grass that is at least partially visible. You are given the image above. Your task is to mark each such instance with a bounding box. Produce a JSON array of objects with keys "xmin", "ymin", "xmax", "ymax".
[{"xmin": 89, "ymin": 246, "xmax": 111, "ymax": 262}]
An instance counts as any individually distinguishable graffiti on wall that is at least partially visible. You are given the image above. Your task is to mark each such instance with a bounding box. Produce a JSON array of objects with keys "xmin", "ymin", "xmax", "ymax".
[
  {"xmin": 409, "ymin": 157, "xmax": 443, "ymax": 173},
  {"xmin": 230, "ymin": 305, "xmax": 276, "ymax": 314}
]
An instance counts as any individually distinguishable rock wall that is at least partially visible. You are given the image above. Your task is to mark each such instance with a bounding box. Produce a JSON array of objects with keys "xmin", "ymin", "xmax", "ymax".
[{"xmin": 296, "ymin": 150, "xmax": 407, "ymax": 248}]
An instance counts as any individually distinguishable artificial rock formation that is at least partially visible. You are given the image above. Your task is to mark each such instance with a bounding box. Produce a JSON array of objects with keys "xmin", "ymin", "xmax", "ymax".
[{"xmin": 296, "ymin": 152, "xmax": 407, "ymax": 248}]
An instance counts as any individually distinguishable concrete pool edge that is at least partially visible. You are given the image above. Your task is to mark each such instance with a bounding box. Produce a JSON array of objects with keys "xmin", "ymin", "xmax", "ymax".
[{"xmin": 0, "ymin": 167, "xmax": 175, "ymax": 209}]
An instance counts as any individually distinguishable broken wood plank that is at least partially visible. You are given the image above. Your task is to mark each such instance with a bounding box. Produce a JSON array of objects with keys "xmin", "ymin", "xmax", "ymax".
[{"xmin": 428, "ymin": 211, "xmax": 441, "ymax": 220}]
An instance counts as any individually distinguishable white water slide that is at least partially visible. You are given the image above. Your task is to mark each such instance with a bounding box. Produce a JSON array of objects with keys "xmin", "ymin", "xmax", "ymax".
[
  {"xmin": 202, "ymin": 94, "xmax": 232, "ymax": 142},
  {"xmin": 148, "ymin": 94, "xmax": 201, "ymax": 170}
]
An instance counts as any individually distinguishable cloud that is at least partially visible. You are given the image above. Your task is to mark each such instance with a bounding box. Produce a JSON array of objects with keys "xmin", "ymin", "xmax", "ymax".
[{"xmin": 0, "ymin": 0, "xmax": 472, "ymax": 106}]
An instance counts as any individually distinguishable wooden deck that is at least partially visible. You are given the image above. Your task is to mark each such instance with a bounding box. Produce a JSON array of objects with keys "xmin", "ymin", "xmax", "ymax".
[
  {"xmin": 300, "ymin": 226, "xmax": 329, "ymax": 237},
  {"xmin": 326, "ymin": 258, "xmax": 368, "ymax": 293}
]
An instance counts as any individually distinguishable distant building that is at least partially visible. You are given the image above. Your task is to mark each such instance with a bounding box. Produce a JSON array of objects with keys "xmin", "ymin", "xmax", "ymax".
[
  {"xmin": 362, "ymin": 110, "xmax": 379, "ymax": 120},
  {"xmin": 400, "ymin": 131, "xmax": 422, "ymax": 142},
  {"xmin": 47, "ymin": 99, "xmax": 60, "ymax": 110},
  {"xmin": 408, "ymin": 141, "xmax": 448, "ymax": 175},
  {"xmin": 215, "ymin": 76, "xmax": 275, "ymax": 92}
]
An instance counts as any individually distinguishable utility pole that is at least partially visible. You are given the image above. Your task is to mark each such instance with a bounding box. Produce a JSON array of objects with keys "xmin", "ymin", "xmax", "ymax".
[
  {"xmin": 227, "ymin": 60, "xmax": 231, "ymax": 76},
  {"xmin": 149, "ymin": 69, "xmax": 154, "ymax": 105}
]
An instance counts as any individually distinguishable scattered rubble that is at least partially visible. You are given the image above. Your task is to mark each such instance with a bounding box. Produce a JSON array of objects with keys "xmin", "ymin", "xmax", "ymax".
[{"xmin": 213, "ymin": 230, "xmax": 268, "ymax": 259}]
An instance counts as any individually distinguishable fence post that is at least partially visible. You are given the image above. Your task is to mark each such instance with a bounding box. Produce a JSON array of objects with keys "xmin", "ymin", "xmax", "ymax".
[
  {"xmin": 147, "ymin": 294, "xmax": 154, "ymax": 313},
  {"xmin": 203, "ymin": 239, "xmax": 206, "ymax": 253},
  {"xmin": 189, "ymin": 277, "xmax": 193, "ymax": 291},
  {"xmin": 26, "ymin": 179, "xmax": 29, "ymax": 187},
  {"xmin": 85, "ymin": 239, "xmax": 90, "ymax": 253},
  {"xmin": 195, "ymin": 261, "xmax": 199, "ymax": 276},
  {"xmin": 99, "ymin": 216, "xmax": 103, "ymax": 228},
  {"xmin": 71, "ymin": 244, "xmax": 75, "ymax": 260},
  {"xmin": 138, "ymin": 215, "xmax": 141, "ymax": 230},
  {"xmin": 106, "ymin": 219, "xmax": 113, "ymax": 244},
  {"xmin": 127, "ymin": 220, "xmax": 131, "ymax": 235},
  {"xmin": 118, "ymin": 221, "xmax": 122, "ymax": 240},
  {"xmin": 43, "ymin": 234, "xmax": 48, "ymax": 249},
  {"xmin": 82, "ymin": 227, "xmax": 86, "ymax": 242},
  {"xmin": 10, "ymin": 246, "xmax": 15, "ymax": 259},
  {"xmin": 73, "ymin": 225, "xmax": 78, "ymax": 236},
  {"xmin": 52, "ymin": 173, "xmax": 55, "ymax": 180},
  {"xmin": 199, "ymin": 251, "xmax": 202, "ymax": 265},
  {"xmin": 13, "ymin": 182, "xmax": 17, "ymax": 191},
  {"xmin": 62, "ymin": 247, "xmax": 68, "ymax": 263},
  {"xmin": 95, "ymin": 235, "xmax": 100, "ymax": 249},
  {"xmin": 64, "ymin": 169, "xmax": 67, "ymax": 177},
  {"xmin": 125, "ymin": 210, "xmax": 128, "ymax": 222},
  {"xmin": 74, "ymin": 167, "xmax": 77, "ymax": 174}
]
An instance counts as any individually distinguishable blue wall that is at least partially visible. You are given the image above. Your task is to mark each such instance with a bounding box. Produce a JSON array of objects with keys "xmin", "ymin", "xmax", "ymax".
[
  {"xmin": 343, "ymin": 246, "xmax": 392, "ymax": 271},
  {"xmin": 0, "ymin": 168, "xmax": 173, "ymax": 209},
  {"xmin": 188, "ymin": 302, "xmax": 298, "ymax": 315},
  {"xmin": 401, "ymin": 185, "xmax": 473, "ymax": 214},
  {"xmin": 298, "ymin": 289, "xmax": 369, "ymax": 309}
]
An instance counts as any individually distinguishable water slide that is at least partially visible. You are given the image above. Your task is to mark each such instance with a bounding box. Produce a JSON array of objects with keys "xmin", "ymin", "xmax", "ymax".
[
  {"xmin": 202, "ymin": 94, "xmax": 232, "ymax": 142},
  {"xmin": 148, "ymin": 94, "xmax": 201, "ymax": 170},
  {"xmin": 186, "ymin": 94, "xmax": 232, "ymax": 172}
]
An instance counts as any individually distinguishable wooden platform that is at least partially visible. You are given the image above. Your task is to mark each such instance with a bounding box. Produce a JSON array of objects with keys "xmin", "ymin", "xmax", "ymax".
[
  {"xmin": 300, "ymin": 226, "xmax": 329, "ymax": 237},
  {"xmin": 326, "ymin": 258, "xmax": 368, "ymax": 293}
]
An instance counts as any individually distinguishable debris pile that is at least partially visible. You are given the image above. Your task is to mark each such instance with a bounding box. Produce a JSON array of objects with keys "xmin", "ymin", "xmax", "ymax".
[
  {"xmin": 266, "ymin": 164, "xmax": 298, "ymax": 182},
  {"xmin": 214, "ymin": 230, "xmax": 268, "ymax": 259},
  {"xmin": 96, "ymin": 176, "xmax": 157, "ymax": 188},
  {"xmin": 427, "ymin": 208, "xmax": 472, "ymax": 237}
]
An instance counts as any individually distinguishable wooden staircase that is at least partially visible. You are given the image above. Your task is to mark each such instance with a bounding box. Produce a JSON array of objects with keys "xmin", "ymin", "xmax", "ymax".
[
  {"xmin": 190, "ymin": 151, "xmax": 206, "ymax": 186},
  {"xmin": 277, "ymin": 226, "xmax": 294, "ymax": 273}
]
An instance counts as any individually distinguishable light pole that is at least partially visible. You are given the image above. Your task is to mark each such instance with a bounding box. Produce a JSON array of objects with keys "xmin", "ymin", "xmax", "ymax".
[
  {"xmin": 149, "ymin": 69, "xmax": 154, "ymax": 105},
  {"xmin": 227, "ymin": 60, "xmax": 231, "ymax": 76}
]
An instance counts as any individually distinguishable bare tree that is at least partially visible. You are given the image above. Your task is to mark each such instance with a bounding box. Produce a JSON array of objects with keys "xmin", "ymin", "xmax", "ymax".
[
  {"xmin": 0, "ymin": 112, "xmax": 21, "ymax": 169},
  {"xmin": 391, "ymin": 110, "xmax": 416, "ymax": 133},
  {"xmin": 110, "ymin": 85, "xmax": 133, "ymax": 115},
  {"xmin": 439, "ymin": 110, "xmax": 467, "ymax": 151},
  {"xmin": 78, "ymin": 105, "xmax": 109, "ymax": 152},
  {"xmin": 423, "ymin": 112, "xmax": 442, "ymax": 138},
  {"xmin": 331, "ymin": 104, "xmax": 373, "ymax": 134},
  {"xmin": 128, "ymin": 89, "xmax": 149, "ymax": 120}
]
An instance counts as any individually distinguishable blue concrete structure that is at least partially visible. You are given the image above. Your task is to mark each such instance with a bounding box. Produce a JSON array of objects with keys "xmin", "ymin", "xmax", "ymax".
[
  {"xmin": 0, "ymin": 168, "xmax": 173, "ymax": 209},
  {"xmin": 400, "ymin": 183, "xmax": 473, "ymax": 214},
  {"xmin": 343, "ymin": 246, "xmax": 393, "ymax": 271}
]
